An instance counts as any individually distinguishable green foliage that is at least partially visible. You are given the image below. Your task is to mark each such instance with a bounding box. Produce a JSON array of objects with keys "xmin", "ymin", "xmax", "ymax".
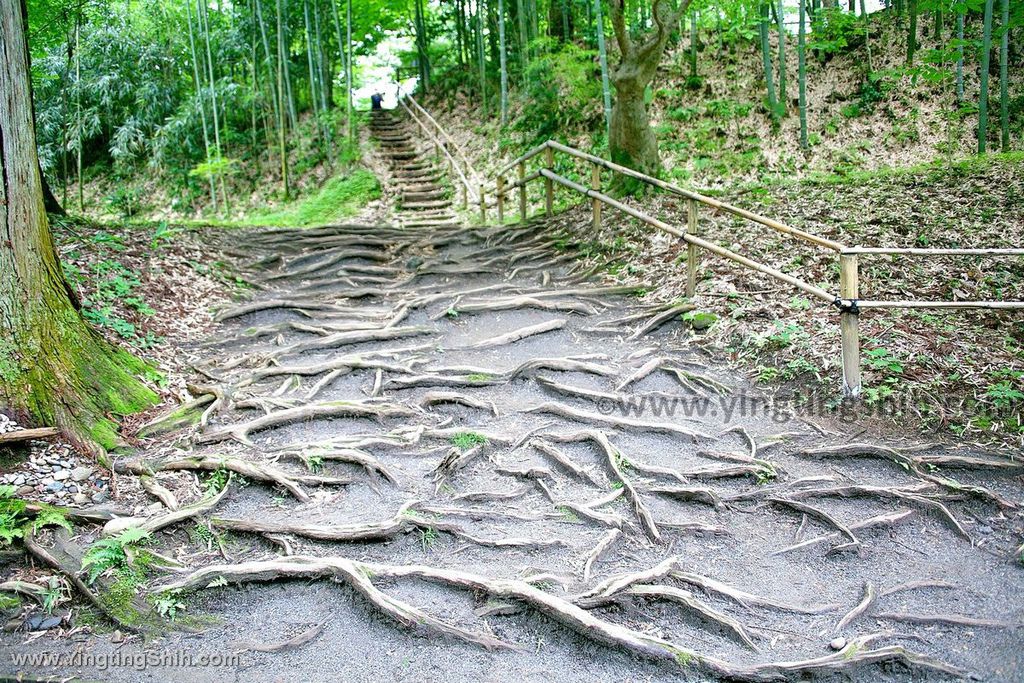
[
  {"xmin": 152, "ymin": 593, "xmax": 186, "ymax": 620},
  {"xmin": 0, "ymin": 486, "xmax": 72, "ymax": 546},
  {"xmin": 450, "ymin": 432, "xmax": 487, "ymax": 450},
  {"xmin": 514, "ymin": 40, "xmax": 602, "ymax": 143},
  {"xmin": 808, "ymin": 7, "xmax": 863, "ymax": 55},
  {"xmin": 244, "ymin": 170, "xmax": 380, "ymax": 227},
  {"xmin": 80, "ymin": 528, "xmax": 152, "ymax": 584}
]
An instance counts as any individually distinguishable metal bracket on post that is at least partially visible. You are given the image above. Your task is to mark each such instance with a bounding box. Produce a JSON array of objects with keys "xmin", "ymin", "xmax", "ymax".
[
  {"xmin": 517, "ymin": 162, "xmax": 527, "ymax": 223},
  {"xmin": 686, "ymin": 199, "xmax": 698, "ymax": 298},
  {"xmin": 838, "ymin": 254, "xmax": 862, "ymax": 398},
  {"xmin": 543, "ymin": 146, "xmax": 554, "ymax": 216},
  {"xmin": 590, "ymin": 164, "xmax": 602, "ymax": 231},
  {"xmin": 496, "ymin": 176, "xmax": 505, "ymax": 223}
]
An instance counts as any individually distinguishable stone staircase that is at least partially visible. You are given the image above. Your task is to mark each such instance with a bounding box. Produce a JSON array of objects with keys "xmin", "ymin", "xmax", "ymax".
[{"xmin": 369, "ymin": 110, "xmax": 459, "ymax": 228}]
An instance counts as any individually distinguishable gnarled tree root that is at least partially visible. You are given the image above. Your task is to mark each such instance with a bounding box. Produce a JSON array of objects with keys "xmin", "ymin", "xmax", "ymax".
[{"xmin": 155, "ymin": 556, "xmax": 965, "ymax": 680}]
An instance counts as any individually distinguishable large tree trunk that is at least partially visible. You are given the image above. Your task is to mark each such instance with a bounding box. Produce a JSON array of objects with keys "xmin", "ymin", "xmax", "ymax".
[
  {"xmin": 0, "ymin": 0, "xmax": 156, "ymax": 456},
  {"xmin": 607, "ymin": 0, "xmax": 690, "ymax": 181}
]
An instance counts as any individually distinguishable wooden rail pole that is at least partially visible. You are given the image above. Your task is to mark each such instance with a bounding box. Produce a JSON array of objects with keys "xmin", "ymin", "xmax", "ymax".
[
  {"xmin": 686, "ymin": 199, "xmax": 698, "ymax": 298},
  {"xmin": 461, "ymin": 183, "xmax": 468, "ymax": 211},
  {"xmin": 496, "ymin": 176, "xmax": 505, "ymax": 223},
  {"xmin": 518, "ymin": 162, "xmax": 527, "ymax": 222},
  {"xmin": 839, "ymin": 254, "xmax": 862, "ymax": 398},
  {"xmin": 544, "ymin": 146, "xmax": 554, "ymax": 216},
  {"xmin": 479, "ymin": 184, "xmax": 486, "ymax": 224},
  {"xmin": 591, "ymin": 164, "xmax": 602, "ymax": 230}
]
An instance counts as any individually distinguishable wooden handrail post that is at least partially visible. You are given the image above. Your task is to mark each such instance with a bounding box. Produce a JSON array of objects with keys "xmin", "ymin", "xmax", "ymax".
[
  {"xmin": 461, "ymin": 183, "xmax": 468, "ymax": 210},
  {"xmin": 544, "ymin": 146, "xmax": 554, "ymax": 216},
  {"xmin": 479, "ymin": 184, "xmax": 486, "ymax": 224},
  {"xmin": 496, "ymin": 176, "xmax": 505, "ymax": 223},
  {"xmin": 686, "ymin": 199, "xmax": 699, "ymax": 298},
  {"xmin": 839, "ymin": 254, "xmax": 862, "ymax": 398},
  {"xmin": 517, "ymin": 162, "xmax": 527, "ymax": 222},
  {"xmin": 590, "ymin": 164, "xmax": 602, "ymax": 231}
]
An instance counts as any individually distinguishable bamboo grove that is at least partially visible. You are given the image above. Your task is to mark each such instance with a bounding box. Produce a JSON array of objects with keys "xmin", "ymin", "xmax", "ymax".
[
  {"xmin": 25, "ymin": 0, "xmax": 1022, "ymax": 216},
  {"xmin": 411, "ymin": 0, "xmax": 1019, "ymax": 166},
  {"xmin": 26, "ymin": 0, "xmax": 408, "ymax": 215}
]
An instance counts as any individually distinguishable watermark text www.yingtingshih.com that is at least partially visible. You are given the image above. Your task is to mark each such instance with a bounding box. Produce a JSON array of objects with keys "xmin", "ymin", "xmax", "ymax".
[
  {"xmin": 10, "ymin": 649, "xmax": 242, "ymax": 672},
  {"xmin": 591, "ymin": 389, "xmax": 1019, "ymax": 424}
]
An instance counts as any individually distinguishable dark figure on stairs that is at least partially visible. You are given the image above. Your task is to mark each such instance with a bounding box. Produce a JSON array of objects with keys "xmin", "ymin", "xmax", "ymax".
[{"xmin": 371, "ymin": 92, "xmax": 384, "ymax": 110}]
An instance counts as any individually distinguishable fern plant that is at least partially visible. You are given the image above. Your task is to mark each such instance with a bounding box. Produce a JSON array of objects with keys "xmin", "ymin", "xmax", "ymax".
[
  {"xmin": 0, "ymin": 485, "xmax": 72, "ymax": 546},
  {"xmin": 80, "ymin": 528, "xmax": 152, "ymax": 584}
]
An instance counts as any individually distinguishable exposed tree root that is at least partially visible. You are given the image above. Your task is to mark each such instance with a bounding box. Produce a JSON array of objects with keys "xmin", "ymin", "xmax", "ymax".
[
  {"xmin": 198, "ymin": 400, "xmax": 416, "ymax": 445},
  {"xmin": 452, "ymin": 296, "xmax": 599, "ymax": 316},
  {"xmin": 115, "ymin": 454, "xmax": 343, "ymax": 503},
  {"xmin": 627, "ymin": 302, "xmax": 695, "ymax": 340},
  {"xmin": 268, "ymin": 326, "xmax": 436, "ymax": 361},
  {"xmin": 670, "ymin": 571, "xmax": 840, "ymax": 614},
  {"xmin": 527, "ymin": 402, "xmax": 710, "ymax": 440},
  {"xmin": 466, "ymin": 319, "xmax": 566, "ymax": 349},
  {"xmin": 139, "ymin": 474, "xmax": 179, "ymax": 510},
  {"xmin": 797, "ymin": 443, "xmax": 1017, "ymax": 509},
  {"xmin": 547, "ymin": 430, "xmax": 662, "ymax": 541},
  {"xmin": 418, "ymin": 391, "xmax": 498, "ymax": 416},
  {"xmin": 582, "ymin": 529, "xmax": 621, "ymax": 581},
  {"xmin": 103, "ymin": 476, "xmax": 232, "ymax": 537},
  {"xmin": 774, "ymin": 510, "xmax": 916, "ymax": 555},
  {"xmin": 531, "ymin": 438, "xmax": 604, "ymax": 487},
  {"xmin": 836, "ymin": 581, "xmax": 877, "ymax": 631},
  {"xmin": 872, "ymin": 612, "xmax": 1015, "ymax": 628},
  {"xmin": 274, "ymin": 446, "xmax": 399, "ymax": 484},
  {"xmin": 626, "ymin": 584, "xmax": 758, "ymax": 650}
]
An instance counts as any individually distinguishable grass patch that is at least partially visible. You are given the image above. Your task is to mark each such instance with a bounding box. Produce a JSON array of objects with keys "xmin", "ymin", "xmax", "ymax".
[
  {"xmin": 242, "ymin": 169, "xmax": 380, "ymax": 227},
  {"xmin": 450, "ymin": 432, "xmax": 487, "ymax": 450}
]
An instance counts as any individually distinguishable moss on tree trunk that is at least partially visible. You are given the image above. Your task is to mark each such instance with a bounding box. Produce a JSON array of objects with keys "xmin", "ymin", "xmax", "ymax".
[
  {"xmin": 607, "ymin": 0, "xmax": 691, "ymax": 190},
  {"xmin": 0, "ymin": 0, "xmax": 156, "ymax": 456}
]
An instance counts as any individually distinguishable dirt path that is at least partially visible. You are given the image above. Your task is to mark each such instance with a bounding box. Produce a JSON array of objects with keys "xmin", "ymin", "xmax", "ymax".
[{"xmin": 4, "ymin": 111, "xmax": 1023, "ymax": 683}]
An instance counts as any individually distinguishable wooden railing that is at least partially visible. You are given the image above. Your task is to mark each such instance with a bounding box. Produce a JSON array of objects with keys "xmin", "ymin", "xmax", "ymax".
[
  {"xmin": 397, "ymin": 92, "xmax": 485, "ymax": 213},
  {"xmin": 483, "ymin": 139, "xmax": 1024, "ymax": 398}
]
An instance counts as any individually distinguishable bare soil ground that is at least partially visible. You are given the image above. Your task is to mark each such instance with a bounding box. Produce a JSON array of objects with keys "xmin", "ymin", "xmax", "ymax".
[{"xmin": 1, "ymin": 112, "xmax": 1022, "ymax": 683}]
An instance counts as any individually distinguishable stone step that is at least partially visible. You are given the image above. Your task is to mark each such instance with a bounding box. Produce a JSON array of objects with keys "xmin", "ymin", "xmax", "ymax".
[
  {"xmin": 403, "ymin": 189, "xmax": 449, "ymax": 202},
  {"xmin": 401, "ymin": 218, "xmax": 461, "ymax": 228},
  {"xmin": 400, "ymin": 199, "xmax": 453, "ymax": 211}
]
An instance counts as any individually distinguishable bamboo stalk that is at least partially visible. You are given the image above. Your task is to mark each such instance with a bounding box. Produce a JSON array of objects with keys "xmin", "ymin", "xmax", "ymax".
[
  {"xmin": 518, "ymin": 161, "xmax": 527, "ymax": 222},
  {"xmin": 544, "ymin": 141, "xmax": 845, "ymax": 252},
  {"xmin": 686, "ymin": 199, "xmax": 698, "ymax": 298},
  {"xmin": 591, "ymin": 163, "xmax": 602, "ymax": 231},
  {"xmin": 539, "ymin": 169, "xmax": 835, "ymax": 303},
  {"xmin": 839, "ymin": 254, "xmax": 861, "ymax": 398},
  {"xmin": 544, "ymin": 146, "xmax": 554, "ymax": 216},
  {"xmin": 496, "ymin": 176, "xmax": 505, "ymax": 222},
  {"xmin": 843, "ymin": 247, "xmax": 1024, "ymax": 256}
]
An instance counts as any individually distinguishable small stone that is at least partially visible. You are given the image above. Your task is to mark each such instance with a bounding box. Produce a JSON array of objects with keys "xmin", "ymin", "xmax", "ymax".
[
  {"xmin": 16, "ymin": 486, "xmax": 33, "ymax": 497},
  {"xmin": 46, "ymin": 481, "xmax": 64, "ymax": 493},
  {"xmin": 91, "ymin": 492, "xmax": 108, "ymax": 504},
  {"xmin": 978, "ymin": 525, "xmax": 993, "ymax": 535},
  {"xmin": 829, "ymin": 637, "xmax": 847, "ymax": 651},
  {"xmin": 52, "ymin": 470, "xmax": 70, "ymax": 482},
  {"xmin": 66, "ymin": 485, "xmax": 77, "ymax": 494},
  {"xmin": 73, "ymin": 493, "xmax": 90, "ymax": 505},
  {"xmin": 71, "ymin": 467, "xmax": 93, "ymax": 482},
  {"xmin": 111, "ymin": 629, "xmax": 124, "ymax": 643},
  {"xmin": 40, "ymin": 476, "xmax": 55, "ymax": 486},
  {"xmin": 12, "ymin": 475, "xmax": 25, "ymax": 486},
  {"xmin": 59, "ymin": 460, "xmax": 73, "ymax": 468}
]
